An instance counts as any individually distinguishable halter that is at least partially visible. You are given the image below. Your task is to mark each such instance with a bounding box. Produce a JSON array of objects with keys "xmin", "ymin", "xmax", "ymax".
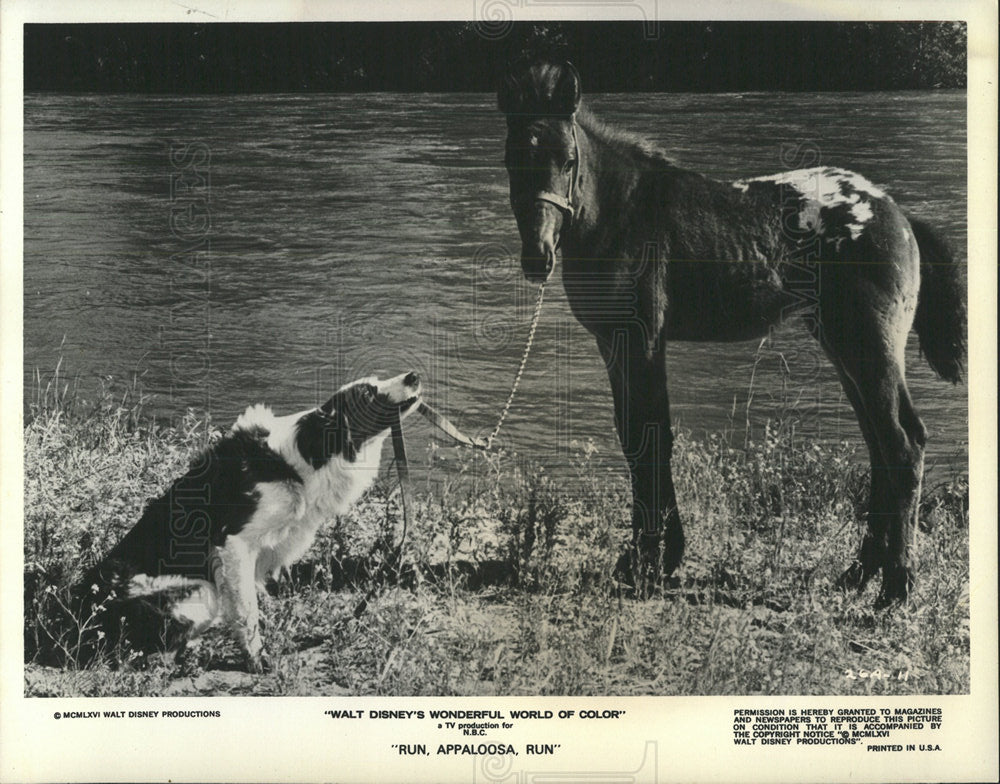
[{"xmin": 533, "ymin": 117, "xmax": 580, "ymax": 224}]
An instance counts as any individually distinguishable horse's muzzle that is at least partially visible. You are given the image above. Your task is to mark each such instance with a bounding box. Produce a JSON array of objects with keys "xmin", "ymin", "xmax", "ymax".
[
  {"xmin": 518, "ymin": 198, "xmax": 564, "ymax": 283},
  {"xmin": 521, "ymin": 243, "xmax": 556, "ymax": 283}
]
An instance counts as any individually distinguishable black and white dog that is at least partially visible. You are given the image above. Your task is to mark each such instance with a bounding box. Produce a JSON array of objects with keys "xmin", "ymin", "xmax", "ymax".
[{"xmin": 78, "ymin": 372, "xmax": 422, "ymax": 671}]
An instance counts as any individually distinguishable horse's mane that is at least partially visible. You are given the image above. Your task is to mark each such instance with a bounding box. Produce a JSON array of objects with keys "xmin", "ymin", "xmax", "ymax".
[
  {"xmin": 498, "ymin": 59, "xmax": 676, "ymax": 169},
  {"xmin": 575, "ymin": 104, "xmax": 676, "ymax": 168}
]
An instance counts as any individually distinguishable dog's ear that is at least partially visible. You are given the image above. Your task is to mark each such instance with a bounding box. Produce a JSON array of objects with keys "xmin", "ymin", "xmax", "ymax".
[
  {"xmin": 319, "ymin": 397, "xmax": 357, "ymax": 461},
  {"xmin": 330, "ymin": 408, "xmax": 357, "ymax": 463},
  {"xmin": 296, "ymin": 404, "xmax": 356, "ymax": 468}
]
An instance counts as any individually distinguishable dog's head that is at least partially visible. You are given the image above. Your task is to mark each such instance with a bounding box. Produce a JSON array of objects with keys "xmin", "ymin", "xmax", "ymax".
[{"xmin": 294, "ymin": 372, "xmax": 422, "ymax": 468}]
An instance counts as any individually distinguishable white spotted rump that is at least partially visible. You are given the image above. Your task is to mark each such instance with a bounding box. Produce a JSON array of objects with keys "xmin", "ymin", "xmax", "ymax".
[{"xmin": 734, "ymin": 166, "xmax": 889, "ymax": 241}]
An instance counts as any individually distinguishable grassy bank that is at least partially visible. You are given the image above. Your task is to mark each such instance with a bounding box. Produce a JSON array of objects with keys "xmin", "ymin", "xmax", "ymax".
[{"xmin": 23, "ymin": 377, "xmax": 969, "ymax": 697}]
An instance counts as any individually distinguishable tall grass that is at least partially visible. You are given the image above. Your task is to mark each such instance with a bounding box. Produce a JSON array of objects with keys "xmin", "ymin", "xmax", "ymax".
[
  {"xmin": 24, "ymin": 365, "xmax": 216, "ymax": 677},
  {"xmin": 22, "ymin": 370, "xmax": 969, "ymax": 697}
]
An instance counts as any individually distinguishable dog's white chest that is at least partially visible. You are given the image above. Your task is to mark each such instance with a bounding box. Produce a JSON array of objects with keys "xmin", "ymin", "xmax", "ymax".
[{"xmin": 238, "ymin": 435, "xmax": 387, "ymax": 581}]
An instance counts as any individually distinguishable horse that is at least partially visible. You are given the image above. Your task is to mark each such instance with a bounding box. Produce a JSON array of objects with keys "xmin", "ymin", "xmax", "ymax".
[{"xmin": 497, "ymin": 59, "xmax": 965, "ymax": 607}]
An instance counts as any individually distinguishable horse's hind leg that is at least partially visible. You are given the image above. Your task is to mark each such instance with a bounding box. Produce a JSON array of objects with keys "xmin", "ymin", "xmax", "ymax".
[
  {"xmin": 884, "ymin": 381, "xmax": 927, "ymax": 603},
  {"xmin": 596, "ymin": 330, "xmax": 684, "ymax": 592},
  {"xmin": 825, "ymin": 355, "xmax": 890, "ymax": 591},
  {"xmin": 818, "ymin": 314, "xmax": 926, "ymax": 605}
]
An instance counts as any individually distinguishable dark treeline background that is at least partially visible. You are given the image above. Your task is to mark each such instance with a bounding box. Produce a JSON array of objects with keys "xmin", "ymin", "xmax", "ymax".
[{"xmin": 25, "ymin": 21, "xmax": 965, "ymax": 93}]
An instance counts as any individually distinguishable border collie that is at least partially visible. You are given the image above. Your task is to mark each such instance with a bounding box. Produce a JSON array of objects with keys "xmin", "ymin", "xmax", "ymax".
[{"xmin": 78, "ymin": 372, "xmax": 422, "ymax": 671}]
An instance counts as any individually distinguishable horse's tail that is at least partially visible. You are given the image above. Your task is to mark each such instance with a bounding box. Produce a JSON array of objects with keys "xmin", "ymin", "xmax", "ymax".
[{"xmin": 910, "ymin": 217, "xmax": 966, "ymax": 383}]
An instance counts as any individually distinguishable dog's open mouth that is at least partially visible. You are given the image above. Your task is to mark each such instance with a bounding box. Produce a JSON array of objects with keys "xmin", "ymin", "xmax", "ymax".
[{"xmin": 398, "ymin": 396, "xmax": 420, "ymax": 410}]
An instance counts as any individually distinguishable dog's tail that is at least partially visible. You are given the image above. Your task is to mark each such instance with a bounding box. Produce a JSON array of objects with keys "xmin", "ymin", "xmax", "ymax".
[{"xmin": 911, "ymin": 217, "xmax": 967, "ymax": 383}]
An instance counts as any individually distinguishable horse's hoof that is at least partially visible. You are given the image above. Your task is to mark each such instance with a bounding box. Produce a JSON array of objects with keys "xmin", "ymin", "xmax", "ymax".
[
  {"xmin": 635, "ymin": 561, "xmax": 661, "ymax": 599},
  {"xmin": 662, "ymin": 529, "xmax": 685, "ymax": 576},
  {"xmin": 246, "ymin": 651, "xmax": 273, "ymax": 674},
  {"xmin": 836, "ymin": 560, "xmax": 875, "ymax": 592},
  {"xmin": 612, "ymin": 550, "xmax": 636, "ymax": 589},
  {"xmin": 874, "ymin": 566, "xmax": 913, "ymax": 609},
  {"xmin": 612, "ymin": 550, "xmax": 656, "ymax": 597},
  {"xmin": 614, "ymin": 541, "xmax": 674, "ymax": 598}
]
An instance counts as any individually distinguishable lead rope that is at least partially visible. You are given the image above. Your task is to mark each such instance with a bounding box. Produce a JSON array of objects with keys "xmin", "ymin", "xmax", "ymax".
[
  {"xmin": 484, "ymin": 122, "xmax": 575, "ymax": 448},
  {"xmin": 426, "ymin": 120, "xmax": 576, "ymax": 450},
  {"xmin": 353, "ymin": 415, "xmax": 411, "ymax": 619},
  {"xmin": 352, "ymin": 255, "xmax": 553, "ymax": 620},
  {"xmin": 485, "ymin": 263, "xmax": 553, "ymax": 449},
  {"xmin": 352, "ymin": 124, "xmax": 575, "ymax": 616}
]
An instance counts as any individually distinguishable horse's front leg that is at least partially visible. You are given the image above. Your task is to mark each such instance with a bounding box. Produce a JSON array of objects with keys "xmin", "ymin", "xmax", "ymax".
[{"xmin": 596, "ymin": 330, "xmax": 684, "ymax": 593}]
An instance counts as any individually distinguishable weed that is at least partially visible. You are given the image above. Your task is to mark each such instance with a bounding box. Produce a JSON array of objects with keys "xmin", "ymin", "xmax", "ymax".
[{"xmin": 22, "ymin": 372, "xmax": 969, "ymax": 696}]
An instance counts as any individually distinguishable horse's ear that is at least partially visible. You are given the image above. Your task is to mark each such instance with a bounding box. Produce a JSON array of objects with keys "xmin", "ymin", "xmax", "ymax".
[
  {"xmin": 497, "ymin": 70, "xmax": 521, "ymax": 116},
  {"xmin": 552, "ymin": 61, "xmax": 581, "ymax": 116},
  {"xmin": 498, "ymin": 59, "xmax": 582, "ymax": 118}
]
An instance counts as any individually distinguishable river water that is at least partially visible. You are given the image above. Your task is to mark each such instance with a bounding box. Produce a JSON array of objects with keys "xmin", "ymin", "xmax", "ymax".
[{"xmin": 23, "ymin": 91, "xmax": 967, "ymax": 482}]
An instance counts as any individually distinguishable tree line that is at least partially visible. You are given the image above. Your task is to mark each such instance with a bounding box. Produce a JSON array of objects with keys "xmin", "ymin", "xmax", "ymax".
[{"xmin": 25, "ymin": 21, "xmax": 966, "ymax": 93}]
